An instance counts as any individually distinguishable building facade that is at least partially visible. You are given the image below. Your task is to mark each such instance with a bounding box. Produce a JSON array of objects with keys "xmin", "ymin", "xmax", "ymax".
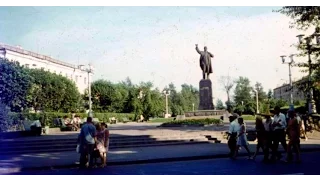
[
  {"xmin": 273, "ymin": 79, "xmax": 306, "ymax": 102},
  {"xmin": 0, "ymin": 43, "xmax": 91, "ymax": 94}
]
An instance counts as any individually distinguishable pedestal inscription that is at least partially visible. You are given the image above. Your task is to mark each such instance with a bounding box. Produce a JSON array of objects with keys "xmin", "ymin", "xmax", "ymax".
[{"xmin": 198, "ymin": 79, "xmax": 214, "ymax": 110}]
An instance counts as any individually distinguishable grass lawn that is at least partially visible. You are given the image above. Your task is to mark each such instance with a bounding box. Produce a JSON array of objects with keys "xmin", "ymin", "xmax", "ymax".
[
  {"xmin": 160, "ymin": 118, "xmax": 221, "ymax": 126},
  {"xmin": 241, "ymin": 115, "xmax": 256, "ymax": 120},
  {"xmin": 148, "ymin": 118, "xmax": 174, "ymax": 123}
]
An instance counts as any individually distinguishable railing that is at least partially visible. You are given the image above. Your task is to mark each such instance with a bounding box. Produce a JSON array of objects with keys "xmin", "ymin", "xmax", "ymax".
[{"xmin": 0, "ymin": 43, "xmax": 77, "ymax": 69}]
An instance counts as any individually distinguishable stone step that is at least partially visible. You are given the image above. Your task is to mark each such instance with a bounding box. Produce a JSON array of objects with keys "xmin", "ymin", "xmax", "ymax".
[
  {"xmin": 0, "ymin": 140, "xmax": 211, "ymax": 155},
  {"xmin": 0, "ymin": 135, "xmax": 210, "ymax": 148},
  {"xmin": 0, "ymin": 137, "xmax": 209, "ymax": 150}
]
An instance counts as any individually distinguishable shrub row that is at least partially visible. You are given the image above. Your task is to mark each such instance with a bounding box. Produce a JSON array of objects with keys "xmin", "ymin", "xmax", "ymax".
[
  {"xmin": 160, "ymin": 118, "xmax": 221, "ymax": 126},
  {"xmin": 241, "ymin": 115, "xmax": 256, "ymax": 120},
  {"xmin": 8, "ymin": 112, "xmax": 135, "ymax": 127}
]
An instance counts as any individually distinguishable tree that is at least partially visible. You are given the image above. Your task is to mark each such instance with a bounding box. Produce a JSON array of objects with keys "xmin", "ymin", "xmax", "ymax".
[
  {"xmin": 216, "ymin": 99, "xmax": 225, "ymax": 110},
  {"xmin": 26, "ymin": 68, "xmax": 81, "ymax": 112},
  {"xmin": 0, "ymin": 102, "xmax": 12, "ymax": 132},
  {"xmin": 253, "ymin": 82, "xmax": 268, "ymax": 102},
  {"xmin": 276, "ymin": 7, "xmax": 320, "ymax": 30},
  {"xmin": 0, "ymin": 58, "xmax": 32, "ymax": 112},
  {"xmin": 267, "ymin": 89, "xmax": 273, "ymax": 100},
  {"xmin": 180, "ymin": 84, "xmax": 199, "ymax": 112},
  {"xmin": 219, "ymin": 75, "xmax": 235, "ymax": 111},
  {"xmin": 233, "ymin": 77, "xmax": 257, "ymax": 114},
  {"xmin": 277, "ymin": 6, "xmax": 320, "ymax": 111}
]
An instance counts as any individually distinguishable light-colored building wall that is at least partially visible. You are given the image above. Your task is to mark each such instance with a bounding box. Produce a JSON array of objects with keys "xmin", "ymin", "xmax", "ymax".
[
  {"xmin": 273, "ymin": 80, "xmax": 306, "ymax": 102},
  {"xmin": 0, "ymin": 43, "xmax": 91, "ymax": 94}
]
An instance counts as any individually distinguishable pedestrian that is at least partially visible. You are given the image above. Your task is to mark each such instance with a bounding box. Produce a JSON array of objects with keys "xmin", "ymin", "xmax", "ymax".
[
  {"xmin": 101, "ymin": 122, "xmax": 110, "ymax": 166},
  {"xmin": 271, "ymin": 106, "xmax": 287, "ymax": 162},
  {"xmin": 95, "ymin": 123, "xmax": 107, "ymax": 168},
  {"xmin": 286, "ymin": 110, "xmax": 301, "ymax": 163},
  {"xmin": 263, "ymin": 113, "xmax": 273, "ymax": 163},
  {"xmin": 227, "ymin": 113, "xmax": 240, "ymax": 159},
  {"xmin": 252, "ymin": 116, "xmax": 265, "ymax": 160},
  {"xmin": 233, "ymin": 117, "xmax": 252, "ymax": 159},
  {"xmin": 78, "ymin": 117, "xmax": 97, "ymax": 169}
]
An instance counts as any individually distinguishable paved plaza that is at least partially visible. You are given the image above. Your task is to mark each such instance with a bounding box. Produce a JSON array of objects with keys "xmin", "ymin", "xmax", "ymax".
[{"xmin": 8, "ymin": 151, "xmax": 320, "ymax": 175}]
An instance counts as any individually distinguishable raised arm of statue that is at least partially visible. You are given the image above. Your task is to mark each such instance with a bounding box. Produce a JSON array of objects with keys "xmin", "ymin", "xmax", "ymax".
[
  {"xmin": 208, "ymin": 52, "xmax": 214, "ymax": 58},
  {"xmin": 195, "ymin": 46, "xmax": 202, "ymax": 54}
]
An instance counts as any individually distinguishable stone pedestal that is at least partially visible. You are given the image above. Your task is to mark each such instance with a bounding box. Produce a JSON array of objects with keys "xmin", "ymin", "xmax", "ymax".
[{"xmin": 198, "ymin": 79, "xmax": 214, "ymax": 110}]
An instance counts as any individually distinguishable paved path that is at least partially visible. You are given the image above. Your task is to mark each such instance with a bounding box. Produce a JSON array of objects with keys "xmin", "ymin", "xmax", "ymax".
[
  {"xmin": 1, "ymin": 139, "xmax": 320, "ymax": 174},
  {"xmin": 8, "ymin": 151, "xmax": 320, "ymax": 175}
]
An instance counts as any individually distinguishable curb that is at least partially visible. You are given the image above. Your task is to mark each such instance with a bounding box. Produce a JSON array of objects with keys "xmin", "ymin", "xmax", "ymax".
[{"xmin": 16, "ymin": 147, "xmax": 320, "ymax": 173}]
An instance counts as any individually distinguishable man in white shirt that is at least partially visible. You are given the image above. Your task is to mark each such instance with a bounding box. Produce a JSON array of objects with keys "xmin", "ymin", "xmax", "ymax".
[
  {"xmin": 227, "ymin": 113, "xmax": 240, "ymax": 158},
  {"xmin": 271, "ymin": 106, "xmax": 287, "ymax": 161}
]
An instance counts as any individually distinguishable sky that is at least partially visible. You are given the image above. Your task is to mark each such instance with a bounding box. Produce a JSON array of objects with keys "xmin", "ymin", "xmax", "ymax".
[{"xmin": 0, "ymin": 6, "xmax": 310, "ymax": 103}]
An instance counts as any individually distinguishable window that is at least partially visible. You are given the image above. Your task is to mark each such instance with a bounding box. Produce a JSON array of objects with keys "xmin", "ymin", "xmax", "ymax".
[{"xmin": 84, "ymin": 77, "xmax": 87, "ymax": 84}]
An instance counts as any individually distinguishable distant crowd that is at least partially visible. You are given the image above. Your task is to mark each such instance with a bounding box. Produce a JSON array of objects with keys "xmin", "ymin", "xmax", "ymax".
[{"xmin": 227, "ymin": 106, "xmax": 306, "ymax": 163}]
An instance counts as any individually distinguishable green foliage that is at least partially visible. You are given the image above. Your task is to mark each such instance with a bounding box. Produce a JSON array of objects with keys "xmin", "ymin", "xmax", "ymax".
[
  {"xmin": 254, "ymin": 82, "xmax": 268, "ymax": 102},
  {"xmin": 25, "ymin": 68, "xmax": 81, "ymax": 113},
  {"xmin": 276, "ymin": 6, "xmax": 320, "ymax": 30},
  {"xmin": 160, "ymin": 118, "xmax": 221, "ymax": 126},
  {"xmin": 241, "ymin": 115, "xmax": 256, "ymax": 120},
  {"xmin": 277, "ymin": 6, "xmax": 320, "ymax": 112},
  {"xmin": 216, "ymin": 99, "xmax": 225, "ymax": 110},
  {"xmin": 0, "ymin": 102, "xmax": 12, "ymax": 132},
  {"xmin": 0, "ymin": 58, "xmax": 32, "ymax": 112},
  {"xmin": 8, "ymin": 112, "xmax": 135, "ymax": 127}
]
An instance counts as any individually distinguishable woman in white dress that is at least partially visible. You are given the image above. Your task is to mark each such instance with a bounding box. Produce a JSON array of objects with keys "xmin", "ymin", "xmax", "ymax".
[
  {"xmin": 101, "ymin": 122, "xmax": 109, "ymax": 166},
  {"xmin": 233, "ymin": 117, "xmax": 252, "ymax": 159}
]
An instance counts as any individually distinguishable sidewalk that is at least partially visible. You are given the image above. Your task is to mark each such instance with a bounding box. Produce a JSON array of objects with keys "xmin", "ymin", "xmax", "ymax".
[{"xmin": 1, "ymin": 139, "xmax": 320, "ymax": 174}]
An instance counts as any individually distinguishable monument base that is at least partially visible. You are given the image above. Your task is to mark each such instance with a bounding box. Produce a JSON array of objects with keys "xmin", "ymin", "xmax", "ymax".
[{"xmin": 198, "ymin": 79, "xmax": 214, "ymax": 110}]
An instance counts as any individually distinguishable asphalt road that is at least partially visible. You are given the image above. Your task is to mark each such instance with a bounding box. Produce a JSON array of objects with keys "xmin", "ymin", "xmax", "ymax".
[{"xmin": 9, "ymin": 151, "xmax": 320, "ymax": 175}]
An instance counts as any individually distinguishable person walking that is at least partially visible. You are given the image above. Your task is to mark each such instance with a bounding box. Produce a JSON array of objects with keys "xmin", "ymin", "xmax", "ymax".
[
  {"xmin": 263, "ymin": 113, "xmax": 273, "ymax": 163},
  {"xmin": 286, "ymin": 110, "xmax": 301, "ymax": 163},
  {"xmin": 252, "ymin": 116, "xmax": 265, "ymax": 160},
  {"xmin": 271, "ymin": 106, "xmax": 287, "ymax": 162},
  {"xmin": 227, "ymin": 113, "xmax": 240, "ymax": 159},
  {"xmin": 233, "ymin": 117, "xmax": 252, "ymax": 159}
]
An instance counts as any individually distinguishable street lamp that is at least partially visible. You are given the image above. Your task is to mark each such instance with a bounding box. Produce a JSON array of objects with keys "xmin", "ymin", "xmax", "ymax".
[
  {"xmin": 0, "ymin": 48, "xmax": 6, "ymax": 59},
  {"xmin": 253, "ymin": 90, "xmax": 259, "ymax": 114},
  {"xmin": 80, "ymin": 64, "xmax": 94, "ymax": 117},
  {"xmin": 163, "ymin": 89, "xmax": 170, "ymax": 118},
  {"xmin": 296, "ymin": 28, "xmax": 320, "ymax": 114},
  {"xmin": 280, "ymin": 54, "xmax": 295, "ymax": 111}
]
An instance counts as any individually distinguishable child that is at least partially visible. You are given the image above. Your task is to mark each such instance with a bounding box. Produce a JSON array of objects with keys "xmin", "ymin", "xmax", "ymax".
[
  {"xmin": 233, "ymin": 117, "xmax": 252, "ymax": 159},
  {"xmin": 252, "ymin": 116, "xmax": 265, "ymax": 160}
]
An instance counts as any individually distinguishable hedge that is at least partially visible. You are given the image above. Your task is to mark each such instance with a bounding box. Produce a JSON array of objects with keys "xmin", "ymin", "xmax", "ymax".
[
  {"xmin": 8, "ymin": 112, "xmax": 135, "ymax": 127},
  {"xmin": 160, "ymin": 118, "xmax": 221, "ymax": 126},
  {"xmin": 241, "ymin": 115, "xmax": 256, "ymax": 120}
]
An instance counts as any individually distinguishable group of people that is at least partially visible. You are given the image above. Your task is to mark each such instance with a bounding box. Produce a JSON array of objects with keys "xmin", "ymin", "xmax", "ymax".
[
  {"xmin": 53, "ymin": 114, "xmax": 82, "ymax": 131},
  {"xmin": 227, "ymin": 106, "xmax": 305, "ymax": 163},
  {"xmin": 77, "ymin": 117, "xmax": 110, "ymax": 168}
]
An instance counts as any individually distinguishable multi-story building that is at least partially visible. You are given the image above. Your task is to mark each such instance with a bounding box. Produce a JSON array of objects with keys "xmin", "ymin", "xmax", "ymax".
[
  {"xmin": 273, "ymin": 79, "xmax": 306, "ymax": 102},
  {"xmin": 0, "ymin": 43, "xmax": 92, "ymax": 94}
]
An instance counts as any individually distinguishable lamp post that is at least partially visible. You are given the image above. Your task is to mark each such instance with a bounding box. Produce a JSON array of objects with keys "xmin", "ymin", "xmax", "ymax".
[
  {"xmin": 80, "ymin": 64, "xmax": 94, "ymax": 117},
  {"xmin": 0, "ymin": 48, "xmax": 6, "ymax": 59},
  {"xmin": 280, "ymin": 54, "xmax": 295, "ymax": 110},
  {"xmin": 253, "ymin": 90, "xmax": 259, "ymax": 114},
  {"xmin": 163, "ymin": 89, "xmax": 170, "ymax": 118},
  {"xmin": 296, "ymin": 28, "xmax": 320, "ymax": 114},
  {"xmin": 192, "ymin": 103, "xmax": 195, "ymax": 112}
]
